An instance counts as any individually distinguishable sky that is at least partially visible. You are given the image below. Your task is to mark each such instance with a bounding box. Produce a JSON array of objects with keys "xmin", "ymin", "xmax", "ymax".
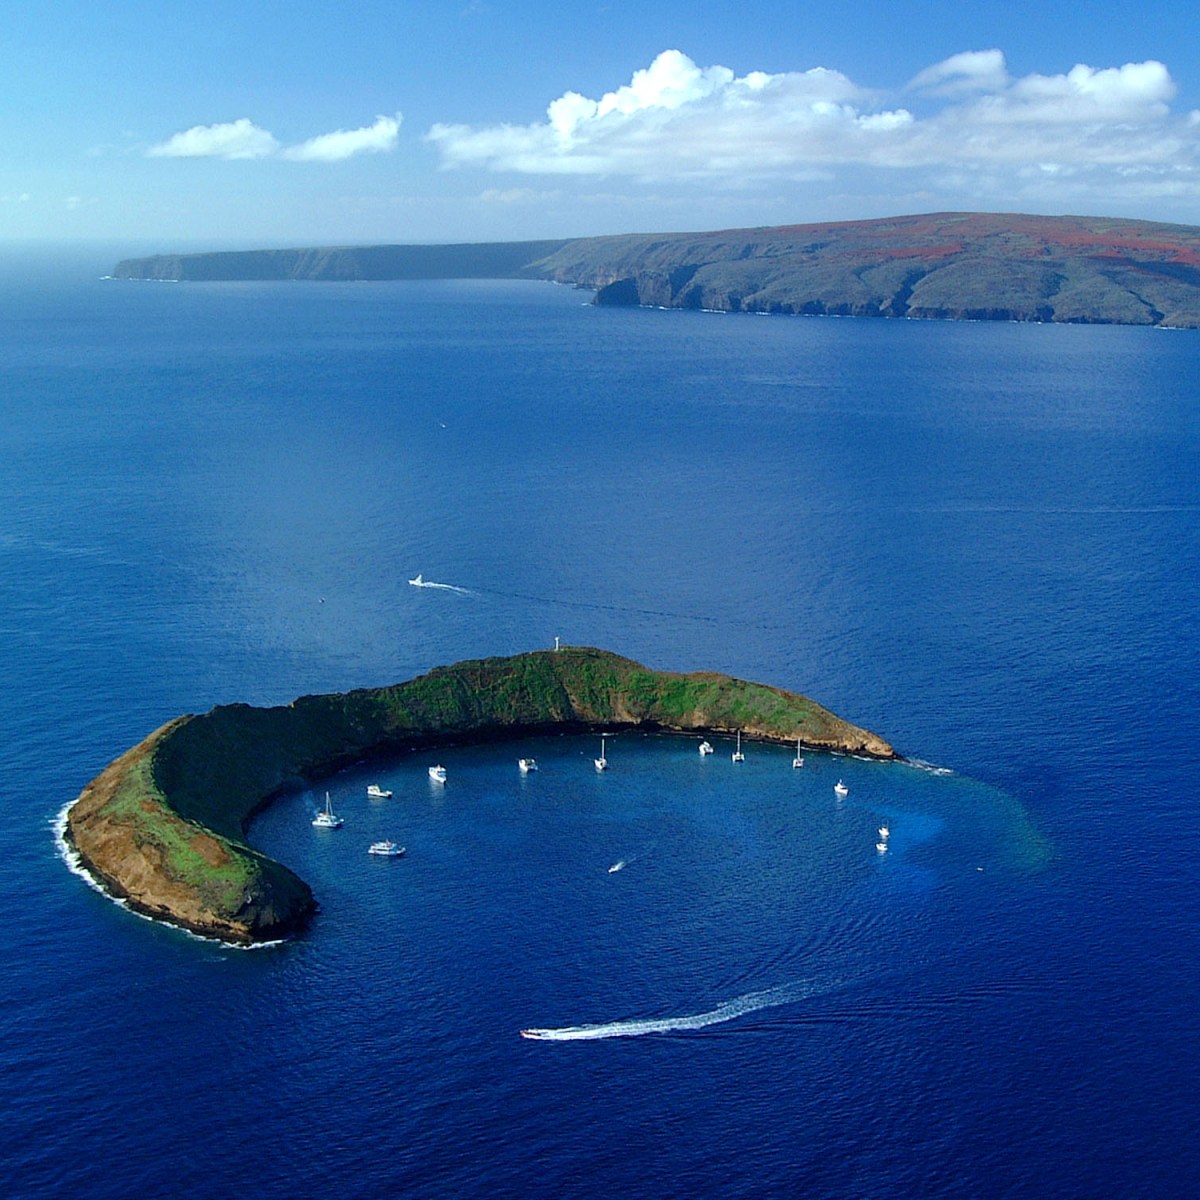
[{"xmin": 4, "ymin": 1, "xmax": 1200, "ymax": 250}]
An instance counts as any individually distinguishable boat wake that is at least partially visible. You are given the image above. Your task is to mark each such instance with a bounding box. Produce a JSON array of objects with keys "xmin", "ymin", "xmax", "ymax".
[
  {"xmin": 520, "ymin": 976, "xmax": 837, "ymax": 1041},
  {"xmin": 606, "ymin": 842, "xmax": 654, "ymax": 875},
  {"xmin": 408, "ymin": 574, "xmax": 473, "ymax": 595}
]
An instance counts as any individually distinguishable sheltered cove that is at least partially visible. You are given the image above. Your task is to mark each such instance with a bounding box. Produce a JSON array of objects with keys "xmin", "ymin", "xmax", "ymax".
[{"xmin": 64, "ymin": 648, "xmax": 895, "ymax": 944}]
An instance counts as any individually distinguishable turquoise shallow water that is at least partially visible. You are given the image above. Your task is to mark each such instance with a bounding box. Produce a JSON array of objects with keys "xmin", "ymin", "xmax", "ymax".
[{"xmin": 4, "ymin": 252, "xmax": 1199, "ymax": 1197}]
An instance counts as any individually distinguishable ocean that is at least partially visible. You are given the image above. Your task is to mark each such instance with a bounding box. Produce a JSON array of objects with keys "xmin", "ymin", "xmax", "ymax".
[{"xmin": 4, "ymin": 247, "xmax": 1198, "ymax": 1197}]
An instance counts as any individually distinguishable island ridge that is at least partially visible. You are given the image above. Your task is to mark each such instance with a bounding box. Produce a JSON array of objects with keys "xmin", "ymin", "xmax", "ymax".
[
  {"xmin": 113, "ymin": 211, "xmax": 1200, "ymax": 329},
  {"xmin": 64, "ymin": 647, "xmax": 894, "ymax": 945}
]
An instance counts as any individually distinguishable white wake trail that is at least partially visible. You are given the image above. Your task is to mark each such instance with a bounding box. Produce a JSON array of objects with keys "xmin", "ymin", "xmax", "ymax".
[
  {"xmin": 422, "ymin": 582, "xmax": 473, "ymax": 595},
  {"xmin": 408, "ymin": 575, "xmax": 473, "ymax": 595},
  {"xmin": 520, "ymin": 977, "xmax": 834, "ymax": 1041}
]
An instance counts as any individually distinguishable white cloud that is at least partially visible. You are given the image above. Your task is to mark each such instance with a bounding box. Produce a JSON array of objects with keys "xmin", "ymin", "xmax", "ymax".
[
  {"xmin": 479, "ymin": 186, "xmax": 563, "ymax": 205},
  {"xmin": 966, "ymin": 58, "xmax": 1175, "ymax": 125},
  {"xmin": 147, "ymin": 118, "xmax": 279, "ymax": 159},
  {"xmin": 909, "ymin": 50, "xmax": 1008, "ymax": 97},
  {"xmin": 429, "ymin": 51, "xmax": 901, "ymax": 179},
  {"xmin": 425, "ymin": 48, "xmax": 1199, "ymax": 194},
  {"xmin": 282, "ymin": 114, "xmax": 402, "ymax": 162},
  {"xmin": 147, "ymin": 114, "xmax": 402, "ymax": 162}
]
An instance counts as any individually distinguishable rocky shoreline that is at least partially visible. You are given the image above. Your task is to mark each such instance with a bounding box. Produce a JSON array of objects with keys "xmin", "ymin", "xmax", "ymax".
[{"xmin": 64, "ymin": 647, "xmax": 895, "ymax": 945}]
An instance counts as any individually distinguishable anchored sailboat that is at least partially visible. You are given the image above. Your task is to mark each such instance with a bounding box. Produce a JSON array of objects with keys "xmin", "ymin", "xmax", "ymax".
[{"xmin": 312, "ymin": 792, "xmax": 343, "ymax": 829}]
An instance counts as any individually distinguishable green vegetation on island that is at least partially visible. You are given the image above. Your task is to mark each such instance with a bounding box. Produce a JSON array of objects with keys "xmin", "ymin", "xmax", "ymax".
[
  {"xmin": 113, "ymin": 212, "xmax": 1200, "ymax": 328},
  {"xmin": 65, "ymin": 647, "xmax": 894, "ymax": 944}
]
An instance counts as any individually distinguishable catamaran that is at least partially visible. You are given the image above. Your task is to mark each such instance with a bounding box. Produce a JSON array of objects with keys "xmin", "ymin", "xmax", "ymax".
[
  {"xmin": 732, "ymin": 731, "xmax": 745, "ymax": 762},
  {"xmin": 312, "ymin": 792, "xmax": 343, "ymax": 829}
]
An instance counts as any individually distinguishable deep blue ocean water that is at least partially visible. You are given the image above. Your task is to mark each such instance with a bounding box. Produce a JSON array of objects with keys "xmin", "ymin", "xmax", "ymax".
[{"xmin": 4, "ymin": 247, "xmax": 1198, "ymax": 1198}]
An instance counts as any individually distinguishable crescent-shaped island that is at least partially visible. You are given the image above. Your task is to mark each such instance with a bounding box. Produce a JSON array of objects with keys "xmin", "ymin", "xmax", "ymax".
[{"xmin": 64, "ymin": 647, "xmax": 895, "ymax": 945}]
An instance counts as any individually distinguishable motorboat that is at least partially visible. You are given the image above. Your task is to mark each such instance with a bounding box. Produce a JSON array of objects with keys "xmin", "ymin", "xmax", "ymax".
[
  {"xmin": 698, "ymin": 740, "xmax": 713, "ymax": 756},
  {"xmin": 428, "ymin": 765, "xmax": 447, "ymax": 784},
  {"xmin": 878, "ymin": 825, "xmax": 890, "ymax": 840},
  {"xmin": 312, "ymin": 792, "xmax": 343, "ymax": 829},
  {"xmin": 366, "ymin": 784, "xmax": 392, "ymax": 799},
  {"xmin": 792, "ymin": 738, "xmax": 804, "ymax": 769},
  {"xmin": 876, "ymin": 841, "xmax": 888, "ymax": 854},
  {"xmin": 518, "ymin": 758, "xmax": 538, "ymax": 774},
  {"xmin": 608, "ymin": 860, "xmax": 626, "ymax": 874},
  {"xmin": 408, "ymin": 573, "xmax": 424, "ymax": 586},
  {"xmin": 834, "ymin": 780, "xmax": 848, "ymax": 797},
  {"xmin": 594, "ymin": 735, "xmax": 608, "ymax": 772},
  {"xmin": 732, "ymin": 731, "xmax": 745, "ymax": 763},
  {"xmin": 368, "ymin": 840, "xmax": 404, "ymax": 857}
]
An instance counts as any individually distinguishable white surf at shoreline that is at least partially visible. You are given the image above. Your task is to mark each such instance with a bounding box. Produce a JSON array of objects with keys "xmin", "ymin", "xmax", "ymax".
[{"xmin": 51, "ymin": 801, "xmax": 284, "ymax": 951}]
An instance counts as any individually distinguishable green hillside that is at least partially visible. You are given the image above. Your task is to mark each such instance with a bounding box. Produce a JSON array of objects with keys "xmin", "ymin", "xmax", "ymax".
[{"xmin": 65, "ymin": 648, "xmax": 893, "ymax": 944}]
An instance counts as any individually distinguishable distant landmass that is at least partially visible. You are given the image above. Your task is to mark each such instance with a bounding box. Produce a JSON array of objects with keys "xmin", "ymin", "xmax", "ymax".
[
  {"xmin": 113, "ymin": 212, "xmax": 1200, "ymax": 328},
  {"xmin": 111, "ymin": 239, "xmax": 570, "ymax": 283}
]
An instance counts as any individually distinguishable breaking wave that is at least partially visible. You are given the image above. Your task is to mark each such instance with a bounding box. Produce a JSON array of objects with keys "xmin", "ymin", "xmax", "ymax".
[{"xmin": 51, "ymin": 801, "xmax": 283, "ymax": 951}]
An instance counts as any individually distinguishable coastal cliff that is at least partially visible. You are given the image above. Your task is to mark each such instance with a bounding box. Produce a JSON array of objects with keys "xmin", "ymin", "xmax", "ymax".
[
  {"xmin": 112, "ymin": 239, "xmax": 569, "ymax": 282},
  {"xmin": 64, "ymin": 647, "xmax": 893, "ymax": 944},
  {"xmin": 113, "ymin": 212, "xmax": 1200, "ymax": 328},
  {"xmin": 532, "ymin": 212, "xmax": 1200, "ymax": 327}
]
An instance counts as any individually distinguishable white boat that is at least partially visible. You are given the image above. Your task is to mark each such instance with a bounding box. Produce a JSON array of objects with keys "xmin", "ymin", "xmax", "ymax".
[
  {"xmin": 698, "ymin": 740, "xmax": 713, "ymax": 756},
  {"xmin": 312, "ymin": 792, "xmax": 343, "ymax": 829},
  {"xmin": 792, "ymin": 738, "xmax": 804, "ymax": 769},
  {"xmin": 368, "ymin": 840, "xmax": 404, "ymax": 857},
  {"xmin": 518, "ymin": 758, "xmax": 538, "ymax": 774},
  {"xmin": 428, "ymin": 765, "xmax": 447, "ymax": 784},
  {"xmin": 608, "ymin": 860, "xmax": 626, "ymax": 874},
  {"xmin": 366, "ymin": 784, "xmax": 392, "ymax": 799},
  {"xmin": 834, "ymin": 780, "xmax": 848, "ymax": 797},
  {"xmin": 408, "ymin": 573, "xmax": 424, "ymax": 586},
  {"xmin": 876, "ymin": 841, "xmax": 888, "ymax": 854},
  {"xmin": 878, "ymin": 825, "xmax": 890, "ymax": 840},
  {"xmin": 732, "ymin": 731, "xmax": 745, "ymax": 763},
  {"xmin": 594, "ymin": 735, "xmax": 608, "ymax": 772}
]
